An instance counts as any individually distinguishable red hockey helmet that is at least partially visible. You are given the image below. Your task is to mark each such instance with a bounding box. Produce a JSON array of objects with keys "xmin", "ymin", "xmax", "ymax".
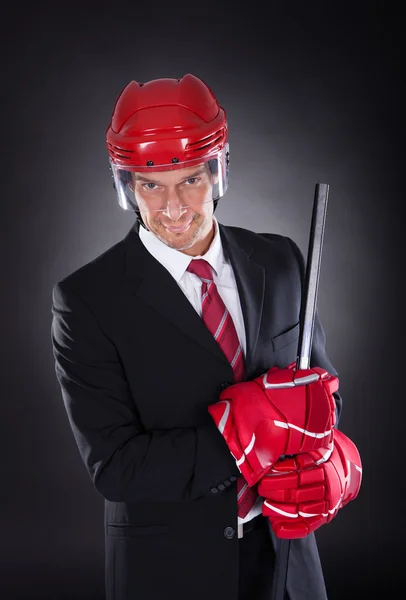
[{"xmin": 106, "ymin": 74, "xmax": 229, "ymax": 213}]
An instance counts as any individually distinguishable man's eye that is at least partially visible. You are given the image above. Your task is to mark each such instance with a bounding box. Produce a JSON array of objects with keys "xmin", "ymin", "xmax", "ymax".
[
  {"xmin": 185, "ymin": 177, "xmax": 199, "ymax": 185},
  {"xmin": 143, "ymin": 182, "xmax": 157, "ymax": 190}
]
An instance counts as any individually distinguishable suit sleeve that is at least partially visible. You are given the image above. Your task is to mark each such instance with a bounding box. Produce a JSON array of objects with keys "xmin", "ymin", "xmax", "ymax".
[
  {"xmin": 285, "ymin": 236, "xmax": 343, "ymax": 425},
  {"xmin": 51, "ymin": 282, "xmax": 240, "ymax": 503}
]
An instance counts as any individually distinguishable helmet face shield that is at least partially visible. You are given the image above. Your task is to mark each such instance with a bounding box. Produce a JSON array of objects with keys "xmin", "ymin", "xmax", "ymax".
[{"xmin": 110, "ymin": 144, "xmax": 229, "ymax": 213}]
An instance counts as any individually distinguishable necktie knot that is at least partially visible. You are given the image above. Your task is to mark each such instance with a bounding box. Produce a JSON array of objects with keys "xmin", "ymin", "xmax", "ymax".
[{"xmin": 186, "ymin": 259, "xmax": 214, "ymax": 282}]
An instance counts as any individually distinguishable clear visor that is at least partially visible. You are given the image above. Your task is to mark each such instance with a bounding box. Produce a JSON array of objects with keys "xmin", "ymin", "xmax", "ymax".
[{"xmin": 110, "ymin": 144, "xmax": 229, "ymax": 213}]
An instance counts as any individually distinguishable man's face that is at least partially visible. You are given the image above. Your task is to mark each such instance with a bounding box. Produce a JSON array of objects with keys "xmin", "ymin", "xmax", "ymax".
[{"xmin": 131, "ymin": 163, "xmax": 216, "ymax": 256}]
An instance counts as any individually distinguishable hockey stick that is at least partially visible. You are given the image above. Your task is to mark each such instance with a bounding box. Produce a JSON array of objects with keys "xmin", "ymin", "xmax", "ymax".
[{"xmin": 270, "ymin": 183, "xmax": 330, "ymax": 600}]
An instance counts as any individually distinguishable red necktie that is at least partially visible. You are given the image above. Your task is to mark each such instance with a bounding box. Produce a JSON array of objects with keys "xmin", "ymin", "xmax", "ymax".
[{"xmin": 186, "ymin": 258, "xmax": 258, "ymax": 517}]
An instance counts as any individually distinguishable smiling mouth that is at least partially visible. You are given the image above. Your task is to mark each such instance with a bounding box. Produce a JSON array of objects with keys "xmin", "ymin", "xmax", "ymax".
[{"xmin": 164, "ymin": 222, "xmax": 192, "ymax": 233}]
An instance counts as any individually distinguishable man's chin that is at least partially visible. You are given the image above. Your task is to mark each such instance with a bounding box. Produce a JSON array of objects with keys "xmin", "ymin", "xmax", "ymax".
[
  {"xmin": 151, "ymin": 225, "xmax": 195, "ymax": 248},
  {"xmin": 162, "ymin": 234, "xmax": 196, "ymax": 251}
]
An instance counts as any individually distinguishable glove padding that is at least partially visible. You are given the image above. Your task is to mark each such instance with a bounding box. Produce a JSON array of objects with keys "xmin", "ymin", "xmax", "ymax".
[
  {"xmin": 208, "ymin": 362, "xmax": 338, "ymax": 486},
  {"xmin": 258, "ymin": 428, "xmax": 362, "ymax": 539}
]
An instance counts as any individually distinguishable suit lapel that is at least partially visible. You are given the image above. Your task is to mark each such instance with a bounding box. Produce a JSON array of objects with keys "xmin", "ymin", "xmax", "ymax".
[
  {"xmin": 218, "ymin": 223, "xmax": 265, "ymax": 376},
  {"xmin": 122, "ymin": 220, "xmax": 265, "ymax": 377}
]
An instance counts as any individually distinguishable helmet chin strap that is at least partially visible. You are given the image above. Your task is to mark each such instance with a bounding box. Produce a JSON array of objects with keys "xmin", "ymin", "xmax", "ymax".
[
  {"xmin": 134, "ymin": 210, "xmax": 149, "ymax": 231},
  {"xmin": 135, "ymin": 199, "xmax": 219, "ymax": 232}
]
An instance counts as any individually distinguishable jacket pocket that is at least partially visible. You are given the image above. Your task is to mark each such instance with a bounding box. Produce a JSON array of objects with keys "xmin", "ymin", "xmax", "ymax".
[
  {"xmin": 107, "ymin": 523, "xmax": 169, "ymax": 537},
  {"xmin": 271, "ymin": 322, "xmax": 300, "ymax": 352}
]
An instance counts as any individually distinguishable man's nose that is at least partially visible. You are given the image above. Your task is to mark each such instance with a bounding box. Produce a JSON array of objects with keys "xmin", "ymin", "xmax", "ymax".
[{"xmin": 162, "ymin": 187, "xmax": 188, "ymax": 220}]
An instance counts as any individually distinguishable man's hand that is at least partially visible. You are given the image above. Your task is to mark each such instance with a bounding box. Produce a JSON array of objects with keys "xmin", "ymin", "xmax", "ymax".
[
  {"xmin": 208, "ymin": 362, "xmax": 338, "ymax": 486},
  {"xmin": 258, "ymin": 428, "xmax": 362, "ymax": 539}
]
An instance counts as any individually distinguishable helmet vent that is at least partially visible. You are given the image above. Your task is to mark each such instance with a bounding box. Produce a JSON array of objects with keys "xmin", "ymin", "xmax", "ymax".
[
  {"xmin": 186, "ymin": 129, "xmax": 224, "ymax": 153},
  {"xmin": 107, "ymin": 142, "xmax": 134, "ymax": 160}
]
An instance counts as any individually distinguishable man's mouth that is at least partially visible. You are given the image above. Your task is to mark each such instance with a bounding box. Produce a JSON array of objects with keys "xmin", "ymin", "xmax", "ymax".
[{"xmin": 164, "ymin": 221, "xmax": 192, "ymax": 233}]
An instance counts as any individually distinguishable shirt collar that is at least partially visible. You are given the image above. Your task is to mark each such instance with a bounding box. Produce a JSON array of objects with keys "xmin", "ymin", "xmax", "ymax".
[{"xmin": 138, "ymin": 215, "xmax": 224, "ymax": 282}]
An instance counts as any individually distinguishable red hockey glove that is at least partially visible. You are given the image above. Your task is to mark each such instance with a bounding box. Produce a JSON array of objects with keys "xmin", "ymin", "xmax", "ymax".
[
  {"xmin": 208, "ymin": 362, "xmax": 338, "ymax": 486},
  {"xmin": 258, "ymin": 428, "xmax": 362, "ymax": 539}
]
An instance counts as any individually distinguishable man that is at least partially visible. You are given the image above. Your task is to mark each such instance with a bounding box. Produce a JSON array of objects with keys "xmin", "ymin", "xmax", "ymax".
[{"xmin": 51, "ymin": 74, "xmax": 361, "ymax": 600}]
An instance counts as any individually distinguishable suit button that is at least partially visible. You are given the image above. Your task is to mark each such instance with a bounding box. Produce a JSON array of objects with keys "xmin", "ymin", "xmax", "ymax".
[
  {"xmin": 224, "ymin": 479, "xmax": 231, "ymax": 487},
  {"xmin": 210, "ymin": 487, "xmax": 218, "ymax": 494},
  {"xmin": 224, "ymin": 526, "xmax": 235, "ymax": 539},
  {"xmin": 217, "ymin": 483, "xmax": 225, "ymax": 491},
  {"xmin": 220, "ymin": 381, "xmax": 232, "ymax": 391},
  {"xmin": 229, "ymin": 476, "xmax": 237, "ymax": 482}
]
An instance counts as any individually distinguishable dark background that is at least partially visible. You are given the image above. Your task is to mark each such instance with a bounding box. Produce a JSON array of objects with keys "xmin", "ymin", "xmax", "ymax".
[{"xmin": 1, "ymin": 2, "xmax": 403, "ymax": 598}]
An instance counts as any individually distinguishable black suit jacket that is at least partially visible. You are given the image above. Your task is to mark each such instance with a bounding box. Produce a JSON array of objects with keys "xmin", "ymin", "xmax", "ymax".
[{"xmin": 51, "ymin": 219, "xmax": 342, "ymax": 600}]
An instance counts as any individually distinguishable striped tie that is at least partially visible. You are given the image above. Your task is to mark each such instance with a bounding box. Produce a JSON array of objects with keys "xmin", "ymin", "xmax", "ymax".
[{"xmin": 186, "ymin": 259, "xmax": 258, "ymax": 517}]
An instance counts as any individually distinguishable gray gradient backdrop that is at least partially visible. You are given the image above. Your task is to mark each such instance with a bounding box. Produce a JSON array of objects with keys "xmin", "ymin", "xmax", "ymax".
[{"xmin": 1, "ymin": 2, "xmax": 403, "ymax": 599}]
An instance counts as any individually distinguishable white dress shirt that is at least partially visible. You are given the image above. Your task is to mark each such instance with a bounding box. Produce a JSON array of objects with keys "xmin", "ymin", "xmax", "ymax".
[{"xmin": 139, "ymin": 215, "xmax": 263, "ymax": 524}]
